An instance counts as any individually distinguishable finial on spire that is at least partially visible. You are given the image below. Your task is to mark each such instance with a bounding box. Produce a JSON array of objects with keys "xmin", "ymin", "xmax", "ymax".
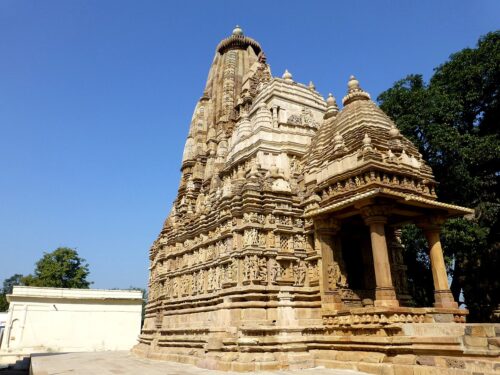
[
  {"xmin": 348, "ymin": 75, "xmax": 360, "ymax": 91},
  {"xmin": 342, "ymin": 75, "xmax": 371, "ymax": 105},
  {"xmin": 282, "ymin": 69, "xmax": 293, "ymax": 81},
  {"xmin": 324, "ymin": 93, "xmax": 339, "ymax": 119},
  {"xmin": 232, "ymin": 25, "xmax": 243, "ymax": 36}
]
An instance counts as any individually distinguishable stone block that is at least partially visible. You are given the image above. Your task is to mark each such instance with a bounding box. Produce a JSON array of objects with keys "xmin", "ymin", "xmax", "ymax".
[
  {"xmin": 464, "ymin": 335, "xmax": 488, "ymax": 347},
  {"xmin": 466, "ymin": 325, "xmax": 493, "ymax": 337},
  {"xmin": 312, "ymin": 350, "xmax": 339, "ymax": 360},
  {"xmin": 231, "ymin": 362, "xmax": 255, "ymax": 371},
  {"xmin": 358, "ymin": 362, "xmax": 394, "ymax": 375},
  {"xmin": 394, "ymin": 364, "xmax": 414, "ymax": 375},
  {"xmin": 416, "ymin": 356, "xmax": 436, "ymax": 366},
  {"xmin": 316, "ymin": 359, "xmax": 357, "ymax": 370},
  {"xmin": 393, "ymin": 355, "xmax": 417, "ymax": 365},
  {"xmin": 336, "ymin": 351, "xmax": 385, "ymax": 363},
  {"xmin": 487, "ymin": 337, "xmax": 500, "ymax": 347},
  {"xmin": 433, "ymin": 314, "xmax": 455, "ymax": 323},
  {"xmin": 205, "ymin": 337, "xmax": 223, "ymax": 351},
  {"xmin": 257, "ymin": 361, "xmax": 281, "ymax": 371},
  {"xmin": 241, "ymin": 308, "xmax": 267, "ymax": 321},
  {"xmin": 483, "ymin": 325, "xmax": 497, "ymax": 337}
]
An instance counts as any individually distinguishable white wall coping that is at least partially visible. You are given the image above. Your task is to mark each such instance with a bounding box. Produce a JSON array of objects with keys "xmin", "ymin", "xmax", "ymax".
[{"xmin": 8, "ymin": 286, "xmax": 143, "ymax": 302}]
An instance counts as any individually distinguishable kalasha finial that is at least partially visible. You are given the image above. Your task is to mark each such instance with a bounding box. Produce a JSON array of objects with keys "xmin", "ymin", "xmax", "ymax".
[
  {"xmin": 342, "ymin": 74, "xmax": 371, "ymax": 105},
  {"xmin": 232, "ymin": 25, "xmax": 243, "ymax": 36},
  {"xmin": 282, "ymin": 69, "xmax": 293, "ymax": 81},
  {"xmin": 348, "ymin": 75, "xmax": 360, "ymax": 91},
  {"xmin": 327, "ymin": 93, "xmax": 337, "ymax": 107},
  {"xmin": 324, "ymin": 93, "xmax": 339, "ymax": 119}
]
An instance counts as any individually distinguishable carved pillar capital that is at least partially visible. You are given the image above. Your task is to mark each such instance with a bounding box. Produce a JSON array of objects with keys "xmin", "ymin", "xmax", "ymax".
[
  {"xmin": 360, "ymin": 205, "xmax": 392, "ymax": 225},
  {"xmin": 314, "ymin": 217, "xmax": 341, "ymax": 234},
  {"xmin": 416, "ymin": 215, "xmax": 446, "ymax": 233}
]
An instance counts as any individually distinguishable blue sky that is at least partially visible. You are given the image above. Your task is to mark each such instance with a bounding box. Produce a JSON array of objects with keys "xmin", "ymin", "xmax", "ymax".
[{"xmin": 1, "ymin": 1, "xmax": 498, "ymax": 289}]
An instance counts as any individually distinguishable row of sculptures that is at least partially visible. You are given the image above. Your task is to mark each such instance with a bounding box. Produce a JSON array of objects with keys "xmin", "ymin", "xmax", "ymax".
[
  {"xmin": 317, "ymin": 170, "xmax": 437, "ymax": 202},
  {"xmin": 148, "ymin": 256, "xmax": 321, "ymax": 301},
  {"xmin": 151, "ymin": 229, "xmax": 308, "ymax": 279}
]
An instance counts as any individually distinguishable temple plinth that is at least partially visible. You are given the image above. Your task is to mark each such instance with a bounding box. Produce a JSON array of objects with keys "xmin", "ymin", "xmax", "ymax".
[{"xmin": 133, "ymin": 27, "xmax": 489, "ymax": 373}]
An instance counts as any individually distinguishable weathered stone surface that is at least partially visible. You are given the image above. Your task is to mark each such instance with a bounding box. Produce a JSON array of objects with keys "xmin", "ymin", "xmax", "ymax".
[
  {"xmin": 416, "ymin": 356, "xmax": 436, "ymax": 367},
  {"xmin": 464, "ymin": 336, "xmax": 489, "ymax": 347},
  {"xmin": 393, "ymin": 364, "xmax": 415, "ymax": 375},
  {"xmin": 392, "ymin": 355, "xmax": 417, "ymax": 365}
]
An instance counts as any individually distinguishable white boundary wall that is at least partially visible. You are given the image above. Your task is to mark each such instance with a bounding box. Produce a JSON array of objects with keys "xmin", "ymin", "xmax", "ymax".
[{"xmin": 0, "ymin": 286, "xmax": 143, "ymax": 353}]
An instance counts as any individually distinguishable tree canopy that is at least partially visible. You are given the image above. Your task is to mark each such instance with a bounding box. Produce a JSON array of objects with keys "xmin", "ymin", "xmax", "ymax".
[
  {"xmin": 378, "ymin": 31, "xmax": 500, "ymax": 321},
  {"xmin": 0, "ymin": 274, "xmax": 24, "ymax": 311},
  {"xmin": 22, "ymin": 247, "xmax": 92, "ymax": 289}
]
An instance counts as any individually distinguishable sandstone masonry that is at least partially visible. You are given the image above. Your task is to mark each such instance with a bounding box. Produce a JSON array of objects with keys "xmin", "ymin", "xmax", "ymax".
[{"xmin": 133, "ymin": 27, "xmax": 499, "ymax": 374}]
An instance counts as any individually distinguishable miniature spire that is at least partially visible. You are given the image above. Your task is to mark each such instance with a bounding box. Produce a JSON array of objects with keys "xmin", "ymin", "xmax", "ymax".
[
  {"xmin": 342, "ymin": 75, "xmax": 371, "ymax": 106},
  {"xmin": 232, "ymin": 25, "xmax": 243, "ymax": 36},
  {"xmin": 362, "ymin": 133, "xmax": 373, "ymax": 152},
  {"xmin": 389, "ymin": 123, "xmax": 400, "ymax": 138},
  {"xmin": 308, "ymin": 81, "xmax": 316, "ymax": 90},
  {"xmin": 282, "ymin": 69, "xmax": 293, "ymax": 81},
  {"xmin": 324, "ymin": 93, "xmax": 339, "ymax": 119},
  {"xmin": 333, "ymin": 132, "xmax": 346, "ymax": 153}
]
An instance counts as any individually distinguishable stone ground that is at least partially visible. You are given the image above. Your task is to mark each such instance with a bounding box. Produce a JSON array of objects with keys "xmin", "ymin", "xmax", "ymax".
[{"xmin": 29, "ymin": 351, "xmax": 369, "ymax": 375}]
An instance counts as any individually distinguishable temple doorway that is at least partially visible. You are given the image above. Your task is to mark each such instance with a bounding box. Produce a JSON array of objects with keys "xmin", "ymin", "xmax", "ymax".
[{"xmin": 339, "ymin": 218, "xmax": 376, "ymax": 304}]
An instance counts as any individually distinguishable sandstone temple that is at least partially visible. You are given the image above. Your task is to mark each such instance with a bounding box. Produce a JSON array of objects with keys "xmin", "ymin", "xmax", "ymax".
[{"xmin": 134, "ymin": 27, "xmax": 500, "ymax": 373}]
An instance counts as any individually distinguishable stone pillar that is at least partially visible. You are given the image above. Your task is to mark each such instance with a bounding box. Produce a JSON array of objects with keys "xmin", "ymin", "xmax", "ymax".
[
  {"xmin": 421, "ymin": 223, "xmax": 458, "ymax": 309},
  {"xmin": 362, "ymin": 209, "xmax": 399, "ymax": 307},
  {"xmin": 387, "ymin": 228, "xmax": 413, "ymax": 306},
  {"xmin": 315, "ymin": 218, "xmax": 343, "ymax": 311}
]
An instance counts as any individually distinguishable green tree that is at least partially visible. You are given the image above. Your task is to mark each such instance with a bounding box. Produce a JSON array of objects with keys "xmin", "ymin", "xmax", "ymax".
[
  {"xmin": 0, "ymin": 274, "xmax": 24, "ymax": 311},
  {"xmin": 378, "ymin": 31, "xmax": 500, "ymax": 321},
  {"xmin": 22, "ymin": 247, "xmax": 92, "ymax": 289}
]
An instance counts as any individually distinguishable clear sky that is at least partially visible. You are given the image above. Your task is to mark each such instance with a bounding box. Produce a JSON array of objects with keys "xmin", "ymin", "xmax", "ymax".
[{"xmin": 1, "ymin": 0, "xmax": 498, "ymax": 289}]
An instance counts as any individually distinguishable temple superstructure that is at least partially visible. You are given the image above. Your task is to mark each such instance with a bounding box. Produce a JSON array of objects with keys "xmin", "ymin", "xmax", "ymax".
[{"xmin": 133, "ymin": 28, "xmax": 499, "ymax": 373}]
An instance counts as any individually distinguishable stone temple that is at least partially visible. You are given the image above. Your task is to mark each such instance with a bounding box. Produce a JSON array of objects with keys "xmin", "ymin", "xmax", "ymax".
[{"xmin": 134, "ymin": 27, "xmax": 499, "ymax": 373}]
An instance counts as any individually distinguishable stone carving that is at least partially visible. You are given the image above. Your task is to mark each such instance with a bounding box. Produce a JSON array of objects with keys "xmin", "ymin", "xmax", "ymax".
[
  {"xmin": 293, "ymin": 260, "xmax": 307, "ymax": 286},
  {"xmin": 244, "ymin": 229, "xmax": 259, "ymax": 247},
  {"xmin": 327, "ymin": 262, "xmax": 348, "ymax": 290},
  {"xmin": 243, "ymin": 255, "xmax": 259, "ymax": 281},
  {"xmin": 269, "ymin": 259, "xmax": 281, "ymax": 283}
]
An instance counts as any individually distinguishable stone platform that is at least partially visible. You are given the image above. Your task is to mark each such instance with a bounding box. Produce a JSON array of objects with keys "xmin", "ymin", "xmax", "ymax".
[{"xmin": 29, "ymin": 351, "xmax": 368, "ymax": 375}]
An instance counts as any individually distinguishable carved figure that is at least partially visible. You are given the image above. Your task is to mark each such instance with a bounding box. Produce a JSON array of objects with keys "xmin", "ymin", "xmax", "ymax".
[{"xmin": 327, "ymin": 262, "xmax": 348, "ymax": 290}]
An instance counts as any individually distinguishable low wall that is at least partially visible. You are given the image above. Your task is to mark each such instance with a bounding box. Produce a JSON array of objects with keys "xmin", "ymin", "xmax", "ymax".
[{"xmin": 0, "ymin": 286, "xmax": 143, "ymax": 353}]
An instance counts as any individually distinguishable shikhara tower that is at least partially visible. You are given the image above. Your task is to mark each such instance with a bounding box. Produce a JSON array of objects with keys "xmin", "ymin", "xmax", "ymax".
[{"xmin": 134, "ymin": 27, "xmax": 492, "ymax": 372}]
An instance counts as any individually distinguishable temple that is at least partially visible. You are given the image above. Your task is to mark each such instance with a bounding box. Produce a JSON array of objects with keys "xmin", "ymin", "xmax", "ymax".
[{"xmin": 134, "ymin": 27, "xmax": 499, "ymax": 373}]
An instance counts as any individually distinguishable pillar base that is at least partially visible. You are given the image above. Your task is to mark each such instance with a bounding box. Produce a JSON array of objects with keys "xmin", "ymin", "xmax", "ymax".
[
  {"xmin": 374, "ymin": 287, "xmax": 399, "ymax": 307},
  {"xmin": 434, "ymin": 289, "xmax": 458, "ymax": 309}
]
